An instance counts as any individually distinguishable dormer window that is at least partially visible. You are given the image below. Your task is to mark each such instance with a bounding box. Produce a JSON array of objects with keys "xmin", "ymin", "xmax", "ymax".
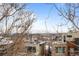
[{"xmin": 67, "ymin": 35, "xmax": 72, "ymax": 38}]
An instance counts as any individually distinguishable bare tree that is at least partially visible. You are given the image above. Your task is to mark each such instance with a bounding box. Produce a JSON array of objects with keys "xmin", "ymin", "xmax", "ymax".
[
  {"xmin": 54, "ymin": 3, "xmax": 79, "ymax": 31},
  {"xmin": 0, "ymin": 3, "xmax": 36, "ymax": 56}
]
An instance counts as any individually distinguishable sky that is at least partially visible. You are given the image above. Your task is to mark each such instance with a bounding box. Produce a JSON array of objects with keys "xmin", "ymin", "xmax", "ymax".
[
  {"xmin": 0, "ymin": 3, "xmax": 73, "ymax": 34},
  {"xmin": 25, "ymin": 3, "xmax": 72, "ymax": 33}
]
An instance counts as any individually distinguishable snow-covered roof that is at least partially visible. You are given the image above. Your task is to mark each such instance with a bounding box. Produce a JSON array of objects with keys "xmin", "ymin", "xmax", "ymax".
[
  {"xmin": 52, "ymin": 41, "xmax": 67, "ymax": 44},
  {"xmin": 0, "ymin": 38, "xmax": 13, "ymax": 45}
]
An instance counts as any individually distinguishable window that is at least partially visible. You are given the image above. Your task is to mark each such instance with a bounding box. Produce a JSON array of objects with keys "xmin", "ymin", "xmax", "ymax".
[
  {"xmin": 27, "ymin": 46, "xmax": 36, "ymax": 53},
  {"xmin": 56, "ymin": 47, "xmax": 65, "ymax": 53},
  {"xmin": 67, "ymin": 35, "xmax": 72, "ymax": 37}
]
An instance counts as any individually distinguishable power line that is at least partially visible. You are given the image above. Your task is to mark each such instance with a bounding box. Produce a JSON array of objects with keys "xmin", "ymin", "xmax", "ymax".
[{"xmin": 45, "ymin": 4, "xmax": 53, "ymax": 33}]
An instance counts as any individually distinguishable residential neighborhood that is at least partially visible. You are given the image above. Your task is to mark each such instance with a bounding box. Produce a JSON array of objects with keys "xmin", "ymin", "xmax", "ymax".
[{"xmin": 0, "ymin": 3, "xmax": 79, "ymax": 56}]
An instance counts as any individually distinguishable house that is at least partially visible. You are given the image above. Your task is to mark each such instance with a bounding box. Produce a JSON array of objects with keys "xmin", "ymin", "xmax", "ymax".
[
  {"xmin": 52, "ymin": 41, "xmax": 67, "ymax": 56},
  {"xmin": 66, "ymin": 31, "xmax": 79, "ymax": 56},
  {"xmin": 25, "ymin": 41, "xmax": 46, "ymax": 56},
  {"xmin": 0, "ymin": 36, "xmax": 13, "ymax": 56}
]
